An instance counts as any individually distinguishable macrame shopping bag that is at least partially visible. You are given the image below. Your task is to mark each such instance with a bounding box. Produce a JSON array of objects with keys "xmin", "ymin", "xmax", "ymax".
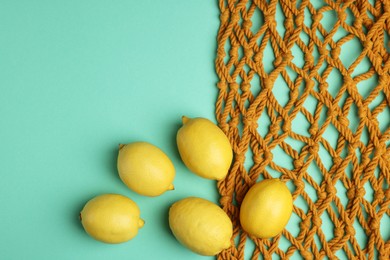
[{"xmin": 214, "ymin": 0, "xmax": 390, "ymax": 259}]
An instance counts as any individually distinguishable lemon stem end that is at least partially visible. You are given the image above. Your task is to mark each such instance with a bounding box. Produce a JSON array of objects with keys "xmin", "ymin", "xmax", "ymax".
[
  {"xmin": 138, "ymin": 219, "xmax": 145, "ymax": 228},
  {"xmin": 182, "ymin": 116, "xmax": 190, "ymax": 125}
]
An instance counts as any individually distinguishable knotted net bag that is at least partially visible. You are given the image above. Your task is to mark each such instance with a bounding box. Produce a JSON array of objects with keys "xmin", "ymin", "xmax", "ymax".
[{"xmin": 214, "ymin": 0, "xmax": 390, "ymax": 259}]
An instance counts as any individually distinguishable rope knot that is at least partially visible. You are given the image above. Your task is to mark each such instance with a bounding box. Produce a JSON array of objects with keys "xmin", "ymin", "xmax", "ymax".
[
  {"xmin": 220, "ymin": 195, "xmax": 232, "ymax": 206},
  {"xmin": 294, "ymin": 179, "xmax": 305, "ymax": 192},
  {"xmin": 230, "ymin": 46, "xmax": 238, "ymax": 58},
  {"xmin": 221, "ymin": 124, "xmax": 230, "ymax": 133},
  {"xmin": 265, "ymin": 15, "xmax": 276, "ymax": 27},
  {"xmin": 284, "ymin": 18, "xmax": 294, "ymax": 30},
  {"xmin": 350, "ymin": 141, "xmax": 360, "ymax": 149},
  {"xmin": 295, "ymin": 15, "xmax": 304, "ymax": 27},
  {"xmin": 339, "ymin": 116, "xmax": 349, "ymax": 127},
  {"xmin": 220, "ymin": 9, "xmax": 229, "ymax": 23},
  {"xmin": 354, "ymin": 18, "xmax": 362, "ymax": 28},
  {"xmin": 229, "ymin": 82, "xmax": 239, "ymax": 92},
  {"xmin": 265, "ymin": 151, "xmax": 273, "ymax": 161},
  {"xmin": 346, "ymin": 225, "xmax": 356, "ymax": 236},
  {"xmin": 313, "ymin": 13, "xmax": 323, "ymax": 22},
  {"xmin": 319, "ymin": 45, "xmax": 328, "ymax": 55},
  {"xmin": 320, "ymin": 82, "xmax": 329, "ymax": 93},
  {"xmin": 253, "ymin": 155, "xmax": 263, "ymax": 165},
  {"xmin": 231, "ymin": 12, "xmax": 240, "ymax": 24},
  {"xmin": 235, "ymin": 153, "xmax": 246, "ymax": 164},
  {"xmin": 356, "ymin": 187, "xmax": 366, "ymax": 198},
  {"xmin": 282, "ymin": 120, "xmax": 291, "ymax": 133},
  {"xmin": 284, "ymin": 52, "xmax": 293, "ymax": 62},
  {"xmin": 300, "ymin": 217, "xmax": 311, "ymax": 230},
  {"xmin": 269, "ymin": 124, "xmax": 279, "ymax": 134},
  {"xmin": 347, "ymin": 186, "xmax": 365, "ymax": 199},
  {"xmin": 244, "ymin": 48, "xmax": 253, "ymax": 58},
  {"xmin": 217, "ymin": 81, "xmax": 227, "ymax": 91},
  {"xmin": 331, "ymin": 46, "xmax": 341, "ymax": 57},
  {"xmin": 308, "ymin": 143, "xmax": 319, "ymax": 154},
  {"xmin": 375, "ymin": 189, "xmax": 384, "ymax": 201},
  {"xmin": 326, "ymin": 184, "xmax": 336, "ymax": 196},
  {"xmin": 343, "ymin": 76, "xmax": 353, "ymax": 85},
  {"xmin": 364, "ymin": 40, "xmax": 372, "ymax": 50},
  {"xmin": 346, "ymin": 187, "xmax": 355, "ymax": 199},
  {"xmin": 333, "ymin": 157, "xmax": 342, "ymax": 165},
  {"xmin": 370, "ymin": 218, "xmax": 380, "ymax": 229},
  {"xmin": 338, "ymin": 11, "xmax": 346, "ymax": 22},
  {"xmin": 318, "ymin": 191, "xmax": 327, "ymax": 200},
  {"xmin": 376, "ymin": 142, "xmax": 386, "ymax": 156},
  {"xmin": 294, "ymin": 159, "xmax": 303, "ymax": 169},
  {"xmin": 229, "ymin": 116, "xmax": 239, "ymax": 128},
  {"xmin": 241, "ymin": 82, "xmax": 250, "ymax": 92},
  {"xmin": 243, "ymin": 20, "xmax": 252, "ymax": 30},
  {"xmin": 334, "ymin": 227, "xmax": 344, "ymax": 237},
  {"xmin": 301, "ymin": 250, "xmax": 312, "ymax": 259},
  {"xmin": 244, "ymin": 115, "xmax": 258, "ymax": 129},
  {"xmin": 359, "ymin": 106, "xmax": 368, "ymax": 118},
  {"xmin": 217, "ymin": 46, "xmax": 226, "ymax": 57},
  {"xmin": 312, "ymin": 215, "xmax": 322, "ymax": 227},
  {"xmin": 263, "ymin": 78, "xmax": 273, "ymax": 90},
  {"xmin": 306, "ymin": 79, "xmax": 314, "ymax": 89},
  {"xmin": 273, "ymin": 56, "xmax": 283, "ymax": 67},
  {"xmin": 309, "ymin": 126, "xmax": 318, "ymax": 135},
  {"xmin": 305, "ymin": 53, "xmax": 314, "ymax": 64}
]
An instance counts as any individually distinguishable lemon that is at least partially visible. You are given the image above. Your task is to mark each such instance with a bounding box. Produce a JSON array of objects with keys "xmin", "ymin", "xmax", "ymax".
[
  {"xmin": 80, "ymin": 194, "xmax": 144, "ymax": 243},
  {"xmin": 169, "ymin": 197, "xmax": 233, "ymax": 256},
  {"xmin": 240, "ymin": 179, "xmax": 293, "ymax": 238},
  {"xmin": 176, "ymin": 116, "xmax": 233, "ymax": 180},
  {"xmin": 117, "ymin": 142, "xmax": 175, "ymax": 196}
]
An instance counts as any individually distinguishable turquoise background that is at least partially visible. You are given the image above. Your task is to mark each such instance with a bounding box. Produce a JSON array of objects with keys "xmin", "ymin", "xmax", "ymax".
[
  {"xmin": 1, "ymin": 0, "xmax": 389, "ymax": 259},
  {"xmin": 0, "ymin": 1, "xmax": 219, "ymax": 259}
]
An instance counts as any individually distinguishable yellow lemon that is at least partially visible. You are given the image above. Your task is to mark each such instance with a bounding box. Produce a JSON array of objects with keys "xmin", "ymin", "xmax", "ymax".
[
  {"xmin": 117, "ymin": 142, "xmax": 175, "ymax": 196},
  {"xmin": 169, "ymin": 197, "xmax": 233, "ymax": 256},
  {"xmin": 80, "ymin": 194, "xmax": 144, "ymax": 243},
  {"xmin": 240, "ymin": 179, "xmax": 293, "ymax": 238},
  {"xmin": 176, "ymin": 116, "xmax": 233, "ymax": 180}
]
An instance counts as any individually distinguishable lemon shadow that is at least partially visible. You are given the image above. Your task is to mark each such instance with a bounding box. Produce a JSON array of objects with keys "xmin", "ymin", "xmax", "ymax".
[
  {"xmin": 169, "ymin": 121, "xmax": 182, "ymax": 162},
  {"xmin": 70, "ymin": 195, "xmax": 92, "ymax": 233},
  {"xmin": 105, "ymin": 145, "xmax": 122, "ymax": 185},
  {"xmin": 156, "ymin": 197, "xmax": 180, "ymax": 244}
]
